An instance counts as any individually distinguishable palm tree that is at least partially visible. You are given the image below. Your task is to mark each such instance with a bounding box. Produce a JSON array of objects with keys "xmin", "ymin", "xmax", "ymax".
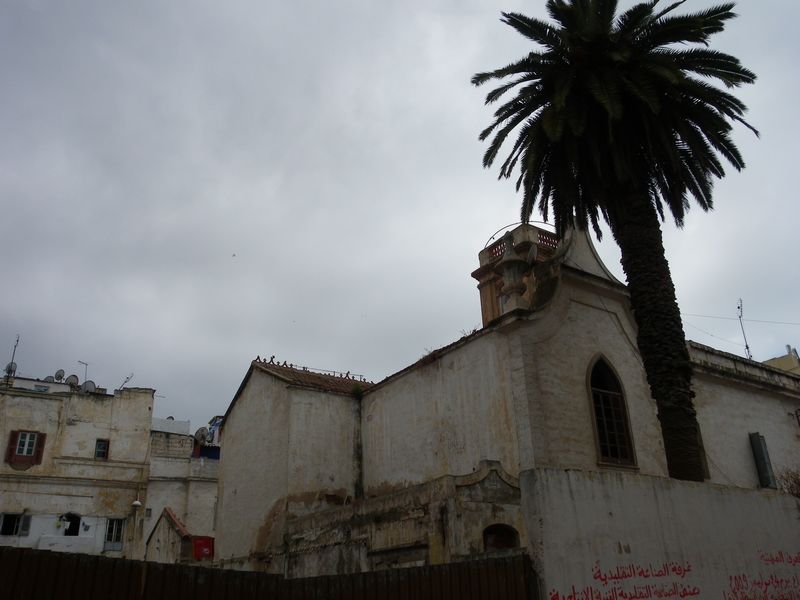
[{"xmin": 472, "ymin": 0, "xmax": 756, "ymax": 481}]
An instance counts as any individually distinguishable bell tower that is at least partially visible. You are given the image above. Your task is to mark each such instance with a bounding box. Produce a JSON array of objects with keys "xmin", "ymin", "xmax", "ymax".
[{"xmin": 470, "ymin": 224, "xmax": 560, "ymax": 326}]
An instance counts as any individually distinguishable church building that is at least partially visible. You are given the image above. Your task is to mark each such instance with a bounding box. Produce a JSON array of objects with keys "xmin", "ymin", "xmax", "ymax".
[{"xmin": 216, "ymin": 224, "xmax": 800, "ymax": 598}]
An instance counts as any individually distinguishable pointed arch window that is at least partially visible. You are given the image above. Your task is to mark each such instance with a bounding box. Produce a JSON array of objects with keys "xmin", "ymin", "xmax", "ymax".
[{"xmin": 590, "ymin": 360, "xmax": 635, "ymax": 466}]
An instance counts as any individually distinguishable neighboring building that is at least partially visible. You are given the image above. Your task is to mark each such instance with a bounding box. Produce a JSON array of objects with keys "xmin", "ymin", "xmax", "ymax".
[
  {"xmin": 143, "ymin": 416, "xmax": 219, "ymax": 563},
  {"xmin": 764, "ymin": 345, "xmax": 800, "ymax": 375},
  {"xmin": 0, "ymin": 373, "xmax": 153, "ymax": 558},
  {"xmin": 144, "ymin": 506, "xmax": 214, "ymax": 564},
  {"xmin": 0, "ymin": 371, "xmax": 219, "ymax": 562},
  {"xmin": 217, "ymin": 224, "xmax": 800, "ymax": 598}
]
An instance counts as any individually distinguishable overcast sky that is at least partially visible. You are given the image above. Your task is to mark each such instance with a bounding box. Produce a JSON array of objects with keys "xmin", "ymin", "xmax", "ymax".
[{"xmin": 1, "ymin": 0, "xmax": 797, "ymax": 430}]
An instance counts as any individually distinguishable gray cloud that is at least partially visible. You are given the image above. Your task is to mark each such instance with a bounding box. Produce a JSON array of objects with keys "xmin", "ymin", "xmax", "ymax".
[{"xmin": 1, "ymin": 0, "xmax": 797, "ymax": 428}]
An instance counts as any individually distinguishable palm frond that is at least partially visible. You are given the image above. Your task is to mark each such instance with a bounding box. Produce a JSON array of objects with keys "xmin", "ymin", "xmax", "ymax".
[
  {"xmin": 615, "ymin": 1, "xmax": 657, "ymax": 37},
  {"xmin": 471, "ymin": 53, "xmax": 546, "ymax": 87},
  {"xmin": 501, "ymin": 12, "xmax": 566, "ymax": 53},
  {"xmin": 657, "ymin": 48, "xmax": 755, "ymax": 87}
]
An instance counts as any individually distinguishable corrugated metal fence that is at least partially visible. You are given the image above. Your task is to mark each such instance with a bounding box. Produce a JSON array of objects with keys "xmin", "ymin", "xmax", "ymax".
[{"xmin": 0, "ymin": 546, "xmax": 537, "ymax": 599}]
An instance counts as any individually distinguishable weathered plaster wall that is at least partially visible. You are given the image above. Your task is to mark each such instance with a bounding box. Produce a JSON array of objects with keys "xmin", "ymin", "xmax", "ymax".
[
  {"xmin": 363, "ymin": 332, "xmax": 519, "ymax": 494},
  {"xmin": 286, "ymin": 388, "xmax": 358, "ymax": 514},
  {"xmin": 690, "ymin": 356, "xmax": 800, "ymax": 488},
  {"xmin": 517, "ymin": 274, "xmax": 668, "ymax": 478},
  {"xmin": 217, "ymin": 371, "xmax": 357, "ymax": 565},
  {"xmin": 522, "ymin": 468, "xmax": 800, "ymax": 600},
  {"xmin": 150, "ymin": 430, "xmax": 194, "ymax": 459},
  {"xmin": 216, "ymin": 372, "xmax": 290, "ymax": 563},
  {"xmin": 144, "ymin": 515, "xmax": 185, "ymax": 564},
  {"xmin": 184, "ymin": 473, "xmax": 217, "ymax": 536},
  {"xmin": 145, "ymin": 462, "xmax": 188, "ymax": 543},
  {"xmin": 0, "ymin": 514, "xmax": 122, "ymax": 556},
  {"xmin": 282, "ymin": 462, "xmax": 525, "ymax": 578}
]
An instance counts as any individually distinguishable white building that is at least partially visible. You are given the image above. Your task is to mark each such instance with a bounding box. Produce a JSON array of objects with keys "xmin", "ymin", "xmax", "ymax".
[
  {"xmin": 0, "ymin": 373, "xmax": 152, "ymax": 558},
  {"xmin": 216, "ymin": 225, "xmax": 800, "ymax": 598},
  {"xmin": 143, "ymin": 416, "xmax": 219, "ymax": 563},
  {"xmin": 0, "ymin": 372, "xmax": 219, "ymax": 561}
]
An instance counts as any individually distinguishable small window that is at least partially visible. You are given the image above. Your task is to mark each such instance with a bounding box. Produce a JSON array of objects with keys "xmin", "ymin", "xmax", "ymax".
[
  {"xmin": 483, "ymin": 524, "xmax": 519, "ymax": 552},
  {"xmin": 590, "ymin": 360, "xmax": 635, "ymax": 466},
  {"xmin": 104, "ymin": 518, "xmax": 125, "ymax": 552},
  {"xmin": 5, "ymin": 431, "xmax": 46, "ymax": 466},
  {"xmin": 95, "ymin": 439, "xmax": 110, "ymax": 460},
  {"xmin": 17, "ymin": 432, "xmax": 37, "ymax": 456},
  {"xmin": 1, "ymin": 513, "xmax": 31, "ymax": 537}
]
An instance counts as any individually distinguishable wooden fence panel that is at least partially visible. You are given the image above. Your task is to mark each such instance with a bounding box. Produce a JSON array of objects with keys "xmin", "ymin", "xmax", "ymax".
[
  {"xmin": 31, "ymin": 546, "xmax": 60, "ymax": 600},
  {"xmin": 0, "ymin": 546, "xmax": 535, "ymax": 600},
  {"xmin": 11, "ymin": 547, "xmax": 41, "ymax": 599}
]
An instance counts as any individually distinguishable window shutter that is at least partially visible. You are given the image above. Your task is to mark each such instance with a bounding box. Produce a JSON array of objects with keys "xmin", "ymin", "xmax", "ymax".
[
  {"xmin": 5, "ymin": 431, "xmax": 19, "ymax": 464},
  {"xmin": 34, "ymin": 433, "xmax": 46, "ymax": 465},
  {"xmin": 19, "ymin": 515, "xmax": 31, "ymax": 536}
]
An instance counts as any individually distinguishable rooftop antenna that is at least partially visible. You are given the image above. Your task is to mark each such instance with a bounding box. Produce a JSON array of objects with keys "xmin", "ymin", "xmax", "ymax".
[
  {"xmin": 5, "ymin": 334, "xmax": 20, "ymax": 385},
  {"xmin": 9, "ymin": 334, "xmax": 19, "ymax": 366},
  {"xmin": 77, "ymin": 360, "xmax": 90, "ymax": 382},
  {"xmin": 119, "ymin": 372, "xmax": 134, "ymax": 389},
  {"xmin": 737, "ymin": 299, "xmax": 752, "ymax": 360}
]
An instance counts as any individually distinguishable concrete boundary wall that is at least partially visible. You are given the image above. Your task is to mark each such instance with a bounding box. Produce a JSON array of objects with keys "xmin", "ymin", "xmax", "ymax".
[{"xmin": 521, "ymin": 468, "xmax": 800, "ymax": 600}]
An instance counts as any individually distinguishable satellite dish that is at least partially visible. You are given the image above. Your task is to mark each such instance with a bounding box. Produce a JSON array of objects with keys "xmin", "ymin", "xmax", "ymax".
[
  {"xmin": 194, "ymin": 427, "xmax": 209, "ymax": 445},
  {"xmin": 44, "ymin": 376, "xmax": 55, "ymax": 382},
  {"xmin": 65, "ymin": 374, "xmax": 79, "ymax": 386},
  {"xmin": 55, "ymin": 369, "xmax": 65, "ymax": 381},
  {"xmin": 81, "ymin": 380, "xmax": 96, "ymax": 393},
  {"xmin": 4, "ymin": 362, "xmax": 17, "ymax": 376}
]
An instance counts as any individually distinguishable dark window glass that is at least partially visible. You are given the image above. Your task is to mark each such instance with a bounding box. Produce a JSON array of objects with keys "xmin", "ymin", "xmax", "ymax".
[
  {"xmin": 95, "ymin": 439, "xmax": 110, "ymax": 460},
  {"xmin": 591, "ymin": 360, "xmax": 635, "ymax": 466},
  {"xmin": 0, "ymin": 514, "xmax": 21, "ymax": 536}
]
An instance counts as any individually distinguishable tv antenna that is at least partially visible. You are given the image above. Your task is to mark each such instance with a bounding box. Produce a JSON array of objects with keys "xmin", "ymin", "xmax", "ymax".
[
  {"xmin": 77, "ymin": 360, "xmax": 90, "ymax": 381},
  {"xmin": 737, "ymin": 299, "xmax": 752, "ymax": 360},
  {"xmin": 119, "ymin": 372, "xmax": 134, "ymax": 389},
  {"xmin": 5, "ymin": 334, "xmax": 20, "ymax": 384}
]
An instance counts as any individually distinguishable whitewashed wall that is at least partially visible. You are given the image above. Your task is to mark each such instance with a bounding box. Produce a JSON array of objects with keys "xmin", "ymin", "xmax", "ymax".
[
  {"xmin": 691, "ymin": 344, "xmax": 800, "ymax": 488},
  {"xmin": 363, "ymin": 331, "xmax": 519, "ymax": 494},
  {"xmin": 217, "ymin": 369, "xmax": 358, "ymax": 564},
  {"xmin": 522, "ymin": 467, "xmax": 800, "ymax": 600},
  {"xmin": 217, "ymin": 372, "xmax": 290, "ymax": 562},
  {"xmin": 517, "ymin": 274, "xmax": 669, "ymax": 478}
]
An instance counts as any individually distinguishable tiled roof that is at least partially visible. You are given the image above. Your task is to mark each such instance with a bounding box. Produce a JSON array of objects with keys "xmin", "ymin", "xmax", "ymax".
[
  {"xmin": 251, "ymin": 360, "xmax": 373, "ymax": 396},
  {"xmin": 163, "ymin": 507, "xmax": 191, "ymax": 539}
]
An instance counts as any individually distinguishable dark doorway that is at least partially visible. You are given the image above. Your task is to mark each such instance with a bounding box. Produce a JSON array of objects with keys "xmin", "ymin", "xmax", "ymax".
[
  {"xmin": 483, "ymin": 524, "xmax": 519, "ymax": 551},
  {"xmin": 63, "ymin": 513, "xmax": 81, "ymax": 536}
]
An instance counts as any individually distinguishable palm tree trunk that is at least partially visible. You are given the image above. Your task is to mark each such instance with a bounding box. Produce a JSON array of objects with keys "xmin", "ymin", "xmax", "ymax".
[{"xmin": 607, "ymin": 193, "xmax": 706, "ymax": 482}]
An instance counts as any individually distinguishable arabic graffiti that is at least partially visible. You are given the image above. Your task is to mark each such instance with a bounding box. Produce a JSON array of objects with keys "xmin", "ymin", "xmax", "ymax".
[
  {"xmin": 759, "ymin": 551, "xmax": 800, "ymax": 567},
  {"xmin": 550, "ymin": 561, "xmax": 699, "ymax": 600},
  {"xmin": 551, "ymin": 551, "xmax": 800, "ymax": 600},
  {"xmin": 723, "ymin": 572, "xmax": 800, "ymax": 600},
  {"xmin": 592, "ymin": 561, "xmax": 694, "ymax": 586},
  {"xmin": 549, "ymin": 582, "xmax": 700, "ymax": 600}
]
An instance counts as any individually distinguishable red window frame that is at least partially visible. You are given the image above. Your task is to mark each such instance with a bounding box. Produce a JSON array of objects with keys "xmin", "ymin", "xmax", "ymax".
[{"xmin": 5, "ymin": 430, "xmax": 46, "ymax": 466}]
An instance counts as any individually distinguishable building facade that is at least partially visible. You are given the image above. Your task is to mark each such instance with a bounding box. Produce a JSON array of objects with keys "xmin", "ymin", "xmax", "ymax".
[
  {"xmin": 144, "ymin": 416, "xmax": 219, "ymax": 563},
  {"xmin": 0, "ymin": 375, "xmax": 153, "ymax": 558},
  {"xmin": 0, "ymin": 375, "xmax": 219, "ymax": 561},
  {"xmin": 216, "ymin": 225, "xmax": 800, "ymax": 597}
]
